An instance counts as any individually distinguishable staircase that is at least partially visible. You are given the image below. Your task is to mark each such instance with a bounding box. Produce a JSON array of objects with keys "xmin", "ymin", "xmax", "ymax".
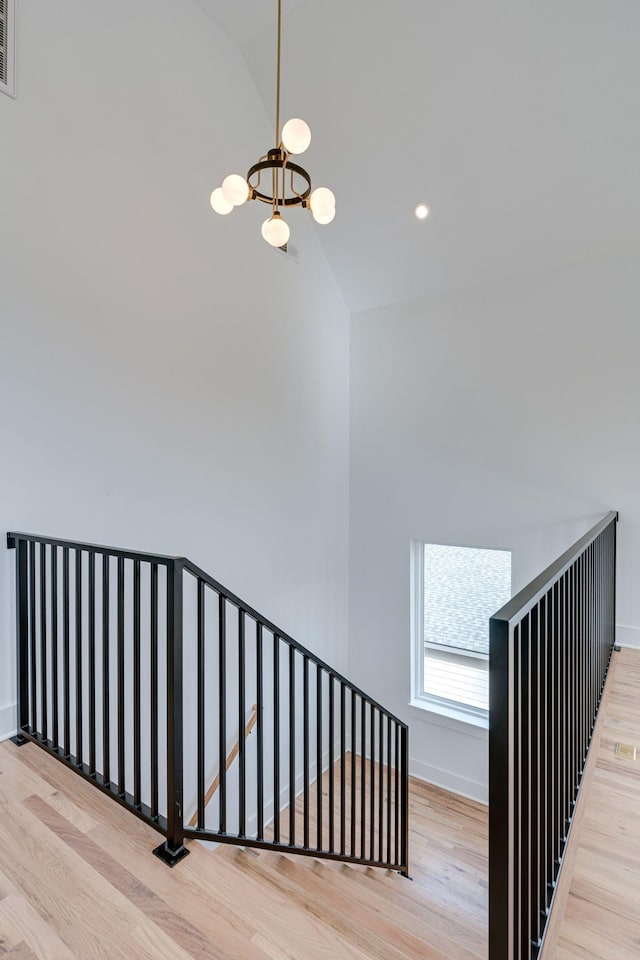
[
  {"xmin": 6, "ymin": 531, "xmax": 409, "ymax": 875},
  {"xmin": 4, "ymin": 514, "xmax": 621, "ymax": 960}
]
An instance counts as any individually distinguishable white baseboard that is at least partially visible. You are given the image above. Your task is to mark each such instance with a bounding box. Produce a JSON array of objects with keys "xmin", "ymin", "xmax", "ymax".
[
  {"xmin": 0, "ymin": 703, "xmax": 17, "ymax": 743},
  {"xmin": 616, "ymin": 624, "xmax": 640, "ymax": 649},
  {"xmin": 410, "ymin": 756, "xmax": 488, "ymax": 806}
]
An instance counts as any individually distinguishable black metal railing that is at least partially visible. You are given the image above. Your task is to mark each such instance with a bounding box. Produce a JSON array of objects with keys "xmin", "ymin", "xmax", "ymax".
[
  {"xmin": 7, "ymin": 532, "xmax": 409, "ymax": 874},
  {"xmin": 180, "ymin": 558, "xmax": 409, "ymax": 872},
  {"xmin": 489, "ymin": 512, "xmax": 617, "ymax": 960}
]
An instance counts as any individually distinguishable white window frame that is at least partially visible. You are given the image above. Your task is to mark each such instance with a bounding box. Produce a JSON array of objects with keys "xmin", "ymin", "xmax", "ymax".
[
  {"xmin": 0, "ymin": 0, "xmax": 16, "ymax": 99},
  {"xmin": 410, "ymin": 540, "xmax": 510, "ymax": 726}
]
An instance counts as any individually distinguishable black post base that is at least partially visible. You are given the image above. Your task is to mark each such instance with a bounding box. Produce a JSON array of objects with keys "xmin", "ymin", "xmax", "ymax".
[
  {"xmin": 398, "ymin": 870, "xmax": 414, "ymax": 880},
  {"xmin": 10, "ymin": 734, "xmax": 29, "ymax": 747},
  {"xmin": 614, "ymin": 645, "xmax": 622, "ymax": 652},
  {"xmin": 152, "ymin": 841, "xmax": 190, "ymax": 868}
]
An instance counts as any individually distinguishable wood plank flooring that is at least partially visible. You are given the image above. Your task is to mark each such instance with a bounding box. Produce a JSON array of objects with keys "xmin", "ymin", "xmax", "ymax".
[
  {"xmin": 2, "ymin": 649, "xmax": 635, "ymax": 960},
  {"xmin": 550, "ymin": 647, "xmax": 640, "ymax": 960},
  {"xmin": 0, "ymin": 741, "xmax": 487, "ymax": 960}
]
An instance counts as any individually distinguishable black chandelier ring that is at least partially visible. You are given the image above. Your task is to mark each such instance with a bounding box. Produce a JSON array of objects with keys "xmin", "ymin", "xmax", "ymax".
[{"xmin": 247, "ymin": 152, "xmax": 312, "ymax": 207}]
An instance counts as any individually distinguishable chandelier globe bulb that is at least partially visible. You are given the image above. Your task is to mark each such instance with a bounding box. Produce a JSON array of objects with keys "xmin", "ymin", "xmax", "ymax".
[
  {"xmin": 312, "ymin": 207, "xmax": 336, "ymax": 225},
  {"xmin": 210, "ymin": 187, "xmax": 234, "ymax": 215},
  {"xmin": 309, "ymin": 187, "xmax": 335, "ymax": 218},
  {"xmin": 222, "ymin": 174, "xmax": 249, "ymax": 206},
  {"xmin": 261, "ymin": 212, "xmax": 291, "ymax": 247},
  {"xmin": 282, "ymin": 119, "xmax": 312, "ymax": 155}
]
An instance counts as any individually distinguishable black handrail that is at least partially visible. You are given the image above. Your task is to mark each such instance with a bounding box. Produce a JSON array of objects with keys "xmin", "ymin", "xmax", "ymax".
[
  {"xmin": 182, "ymin": 557, "xmax": 405, "ymax": 726},
  {"xmin": 7, "ymin": 531, "xmax": 177, "ymax": 564},
  {"xmin": 489, "ymin": 512, "xmax": 618, "ymax": 624},
  {"xmin": 7, "ymin": 531, "xmax": 409, "ymax": 875},
  {"xmin": 489, "ymin": 512, "xmax": 617, "ymax": 960}
]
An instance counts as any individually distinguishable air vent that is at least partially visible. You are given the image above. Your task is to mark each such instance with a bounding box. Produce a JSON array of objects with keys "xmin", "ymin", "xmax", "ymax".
[{"xmin": 0, "ymin": 0, "xmax": 16, "ymax": 98}]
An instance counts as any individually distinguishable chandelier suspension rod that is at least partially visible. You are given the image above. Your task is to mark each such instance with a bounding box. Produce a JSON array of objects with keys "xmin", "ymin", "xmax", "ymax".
[{"xmin": 275, "ymin": 0, "xmax": 282, "ymax": 149}]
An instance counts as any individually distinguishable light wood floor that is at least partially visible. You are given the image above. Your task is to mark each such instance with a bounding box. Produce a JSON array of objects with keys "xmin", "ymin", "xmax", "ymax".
[
  {"xmin": 3, "ymin": 650, "xmax": 635, "ymax": 960},
  {"xmin": 550, "ymin": 647, "xmax": 640, "ymax": 960},
  {"xmin": 0, "ymin": 740, "xmax": 487, "ymax": 960}
]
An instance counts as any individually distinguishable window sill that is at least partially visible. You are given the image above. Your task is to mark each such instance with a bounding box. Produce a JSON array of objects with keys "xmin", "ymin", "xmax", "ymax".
[{"xmin": 408, "ymin": 698, "xmax": 489, "ymax": 740}]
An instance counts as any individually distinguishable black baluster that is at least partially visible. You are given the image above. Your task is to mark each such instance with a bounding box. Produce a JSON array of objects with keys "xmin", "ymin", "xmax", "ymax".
[
  {"xmin": 29, "ymin": 541, "xmax": 37, "ymax": 735},
  {"xmin": 197, "ymin": 579, "xmax": 205, "ymax": 828},
  {"xmin": 520, "ymin": 615, "xmax": 531, "ymax": 960},
  {"xmin": 219, "ymin": 595, "xmax": 227, "ymax": 834},
  {"xmin": 369, "ymin": 702, "xmax": 375, "ymax": 861},
  {"xmin": 530, "ymin": 604, "xmax": 540, "ymax": 947},
  {"xmin": 63, "ymin": 547, "xmax": 70, "ymax": 758},
  {"xmin": 102, "ymin": 555, "xmax": 110, "ymax": 785},
  {"xmin": 88, "ymin": 552, "xmax": 96, "ymax": 777},
  {"xmin": 340, "ymin": 682, "xmax": 346, "ymax": 856},
  {"xmin": 350, "ymin": 690, "xmax": 356, "ymax": 856},
  {"xmin": 394, "ymin": 723, "xmax": 399, "ymax": 866},
  {"xmin": 117, "ymin": 556, "xmax": 125, "ymax": 796},
  {"xmin": 239, "ymin": 610, "xmax": 246, "ymax": 837},
  {"xmin": 257, "ymin": 624, "xmax": 264, "ymax": 840},
  {"xmin": 273, "ymin": 633, "xmax": 280, "ymax": 843},
  {"xmin": 328, "ymin": 674, "xmax": 334, "ymax": 852},
  {"xmin": 562, "ymin": 571, "xmax": 569, "ymax": 853},
  {"xmin": 546, "ymin": 586, "xmax": 556, "ymax": 912},
  {"xmin": 571, "ymin": 563, "xmax": 576, "ymax": 813},
  {"xmin": 316, "ymin": 665, "xmax": 322, "ymax": 851},
  {"xmin": 554, "ymin": 578, "xmax": 562, "ymax": 870},
  {"xmin": 133, "ymin": 560, "xmax": 141, "ymax": 807},
  {"xmin": 577, "ymin": 557, "xmax": 583, "ymax": 776},
  {"xmin": 150, "ymin": 562, "xmax": 158, "ymax": 818},
  {"xmin": 378, "ymin": 709, "xmax": 384, "ymax": 862},
  {"xmin": 303, "ymin": 655, "xmax": 309, "ymax": 849},
  {"xmin": 541, "ymin": 591, "xmax": 549, "ymax": 919},
  {"xmin": 51, "ymin": 547, "xmax": 59, "ymax": 749},
  {"xmin": 40, "ymin": 543, "xmax": 47, "ymax": 742},
  {"xmin": 75, "ymin": 550, "xmax": 83, "ymax": 766},
  {"xmin": 361, "ymin": 696, "xmax": 366, "ymax": 859},
  {"xmin": 289, "ymin": 645, "xmax": 296, "ymax": 846},
  {"xmin": 386, "ymin": 714, "xmax": 392, "ymax": 865}
]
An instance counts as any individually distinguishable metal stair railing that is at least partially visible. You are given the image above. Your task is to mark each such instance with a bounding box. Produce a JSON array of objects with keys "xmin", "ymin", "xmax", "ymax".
[{"xmin": 7, "ymin": 532, "xmax": 409, "ymax": 875}]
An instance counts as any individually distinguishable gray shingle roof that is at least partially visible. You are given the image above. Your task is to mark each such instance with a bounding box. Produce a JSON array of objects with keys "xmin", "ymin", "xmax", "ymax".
[{"xmin": 423, "ymin": 544, "xmax": 511, "ymax": 655}]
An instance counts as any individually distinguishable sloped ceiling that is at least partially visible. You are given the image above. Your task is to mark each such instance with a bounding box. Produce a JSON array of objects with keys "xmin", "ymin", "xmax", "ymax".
[
  {"xmin": 191, "ymin": 0, "xmax": 306, "ymax": 47},
  {"xmin": 196, "ymin": 1, "xmax": 640, "ymax": 314}
]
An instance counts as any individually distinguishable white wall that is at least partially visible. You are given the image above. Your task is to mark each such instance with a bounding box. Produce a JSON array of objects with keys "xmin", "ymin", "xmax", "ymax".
[
  {"xmin": 349, "ymin": 256, "xmax": 640, "ymax": 803},
  {"xmin": 3, "ymin": 1, "xmax": 636, "ymax": 816},
  {"xmin": 0, "ymin": 0, "xmax": 350, "ymax": 738}
]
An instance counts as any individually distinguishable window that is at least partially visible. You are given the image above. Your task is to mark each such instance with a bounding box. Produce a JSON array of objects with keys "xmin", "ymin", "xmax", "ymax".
[{"xmin": 411, "ymin": 541, "xmax": 511, "ymax": 718}]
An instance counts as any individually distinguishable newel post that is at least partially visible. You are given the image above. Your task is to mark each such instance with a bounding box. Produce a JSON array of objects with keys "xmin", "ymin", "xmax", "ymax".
[
  {"xmin": 489, "ymin": 615, "xmax": 514, "ymax": 960},
  {"xmin": 153, "ymin": 558, "xmax": 190, "ymax": 866},
  {"xmin": 8, "ymin": 534, "xmax": 29, "ymax": 746}
]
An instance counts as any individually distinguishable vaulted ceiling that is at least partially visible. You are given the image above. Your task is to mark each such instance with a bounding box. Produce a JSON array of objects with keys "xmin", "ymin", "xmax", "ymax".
[
  {"xmin": 195, "ymin": 1, "xmax": 640, "ymax": 314},
  {"xmin": 192, "ymin": 0, "xmax": 306, "ymax": 47}
]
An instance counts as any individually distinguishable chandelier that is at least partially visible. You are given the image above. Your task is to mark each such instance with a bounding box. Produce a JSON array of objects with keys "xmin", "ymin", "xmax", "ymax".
[{"xmin": 209, "ymin": 0, "xmax": 335, "ymax": 248}]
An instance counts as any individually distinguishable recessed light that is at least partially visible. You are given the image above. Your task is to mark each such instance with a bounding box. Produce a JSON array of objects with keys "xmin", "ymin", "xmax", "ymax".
[{"xmin": 414, "ymin": 203, "xmax": 430, "ymax": 221}]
